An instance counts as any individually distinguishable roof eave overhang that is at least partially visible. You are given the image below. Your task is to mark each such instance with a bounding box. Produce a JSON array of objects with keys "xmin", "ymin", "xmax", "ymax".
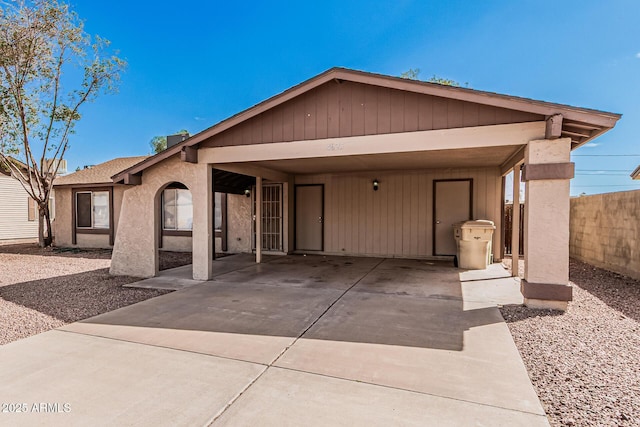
[
  {"xmin": 112, "ymin": 67, "xmax": 622, "ymax": 183},
  {"xmin": 53, "ymin": 182, "xmax": 115, "ymax": 188}
]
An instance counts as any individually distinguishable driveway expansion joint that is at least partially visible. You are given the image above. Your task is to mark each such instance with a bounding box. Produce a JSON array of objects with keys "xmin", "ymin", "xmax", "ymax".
[
  {"xmin": 269, "ymin": 257, "xmax": 387, "ymax": 367},
  {"xmin": 208, "ymin": 257, "xmax": 388, "ymax": 424},
  {"xmin": 270, "ymin": 365, "xmax": 548, "ymax": 418},
  {"xmin": 55, "ymin": 328, "xmax": 271, "ymax": 367}
]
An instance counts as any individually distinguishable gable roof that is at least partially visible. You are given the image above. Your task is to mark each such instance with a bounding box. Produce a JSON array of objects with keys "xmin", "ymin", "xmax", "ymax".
[
  {"xmin": 113, "ymin": 67, "xmax": 622, "ymax": 184},
  {"xmin": 632, "ymin": 165, "xmax": 640, "ymax": 180},
  {"xmin": 0, "ymin": 156, "xmax": 30, "ymax": 176},
  {"xmin": 55, "ymin": 156, "xmax": 148, "ymax": 187}
]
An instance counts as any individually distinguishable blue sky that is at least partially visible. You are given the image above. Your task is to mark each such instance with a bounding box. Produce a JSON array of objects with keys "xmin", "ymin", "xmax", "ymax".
[{"xmin": 67, "ymin": 0, "xmax": 640, "ymax": 195}]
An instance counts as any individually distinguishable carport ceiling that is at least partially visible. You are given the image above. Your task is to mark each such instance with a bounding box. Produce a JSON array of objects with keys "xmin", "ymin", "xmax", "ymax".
[
  {"xmin": 254, "ymin": 145, "xmax": 522, "ymax": 175},
  {"xmin": 213, "ymin": 169, "xmax": 255, "ymax": 194}
]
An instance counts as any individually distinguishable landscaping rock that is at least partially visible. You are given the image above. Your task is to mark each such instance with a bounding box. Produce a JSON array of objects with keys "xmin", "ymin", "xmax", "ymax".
[{"xmin": 501, "ymin": 259, "xmax": 640, "ymax": 426}]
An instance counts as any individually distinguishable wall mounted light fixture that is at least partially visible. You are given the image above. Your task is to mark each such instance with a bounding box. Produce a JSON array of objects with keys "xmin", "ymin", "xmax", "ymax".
[
  {"xmin": 244, "ymin": 188, "xmax": 251, "ymax": 198},
  {"xmin": 373, "ymin": 179, "xmax": 379, "ymax": 191}
]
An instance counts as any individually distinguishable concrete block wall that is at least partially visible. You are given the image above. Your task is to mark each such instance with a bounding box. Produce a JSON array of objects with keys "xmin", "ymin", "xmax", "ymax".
[{"xmin": 569, "ymin": 190, "xmax": 640, "ymax": 280}]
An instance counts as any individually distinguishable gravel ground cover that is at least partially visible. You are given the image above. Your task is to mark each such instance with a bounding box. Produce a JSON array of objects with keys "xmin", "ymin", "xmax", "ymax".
[
  {"xmin": 0, "ymin": 244, "xmax": 170, "ymax": 345},
  {"xmin": 501, "ymin": 258, "xmax": 640, "ymax": 426},
  {"xmin": 159, "ymin": 250, "xmax": 192, "ymax": 271}
]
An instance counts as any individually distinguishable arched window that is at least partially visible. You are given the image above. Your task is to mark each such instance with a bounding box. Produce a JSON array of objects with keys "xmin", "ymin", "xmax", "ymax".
[{"xmin": 163, "ymin": 185, "xmax": 192, "ymax": 231}]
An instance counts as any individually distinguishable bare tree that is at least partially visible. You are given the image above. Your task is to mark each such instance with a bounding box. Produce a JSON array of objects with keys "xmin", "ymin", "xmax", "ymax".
[{"xmin": 0, "ymin": 0, "xmax": 125, "ymax": 246}]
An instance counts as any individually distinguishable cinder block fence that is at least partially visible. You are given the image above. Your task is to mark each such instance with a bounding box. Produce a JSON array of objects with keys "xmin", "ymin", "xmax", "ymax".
[{"xmin": 569, "ymin": 190, "xmax": 640, "ymax": 280}]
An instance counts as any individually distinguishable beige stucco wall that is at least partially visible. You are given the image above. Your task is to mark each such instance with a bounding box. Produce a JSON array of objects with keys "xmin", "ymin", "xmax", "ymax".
[
  {"xmin": 160, "ymin": 236, "xmax": 226, "ymax": 253},
  {"xmin": 111, "ymin": 156, "xmax": 212, "ymax": 278},
  {"xmin": 53, "ymin": 185, "xmax": 126, "ymax": 249},
  {"xmin": 53, "ymin": 187, "xmax": 73, "ymax": 246},
  {"xmin": 161, "ymin": 235, "xmax": 192, "ymax": 252},
  {"xmin": 75, "ymin": 233, "xmax": 110, "ymax": 248},
  {"xmin": 523, "ymin": 138, "xmax": 571, "ymax": 287},
  {"xmin": 227, "ymin": 193, "xmax": 252, "ymax": 253},
  {"xmin": 295, "ymin": 166, "xmax": 502, "ymax": 260},
  {"xmin": 570, "ymin": 190, "xmax": 640, "ymax": 280},
  {"xmin": 112, "ymin": 186, "xmax": 125, "ymax": 240}
]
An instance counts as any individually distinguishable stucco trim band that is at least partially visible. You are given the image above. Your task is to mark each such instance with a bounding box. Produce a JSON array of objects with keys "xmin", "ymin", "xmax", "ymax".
[
  {"xmin": 520, "ymin": 280, "xmax": 573, "ymax": 302},
  {"xmin": 522, "ymin": 162, "xmax": 575, "ymax": 181}
]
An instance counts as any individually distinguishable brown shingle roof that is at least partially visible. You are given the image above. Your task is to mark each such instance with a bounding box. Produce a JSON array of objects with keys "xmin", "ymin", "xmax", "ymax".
[
  {"xmin": 54, "ymin": 156, "xmax": 148, "ymax": 186},
  {"xmin": 631, "ymin": 165, "xmax": 640, "ymax": 180}
]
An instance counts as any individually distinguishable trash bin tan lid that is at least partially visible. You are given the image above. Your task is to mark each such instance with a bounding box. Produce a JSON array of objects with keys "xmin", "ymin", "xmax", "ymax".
[{"xmin": 455, "ymin": 220, "xmax": 495, "ymax": 229}]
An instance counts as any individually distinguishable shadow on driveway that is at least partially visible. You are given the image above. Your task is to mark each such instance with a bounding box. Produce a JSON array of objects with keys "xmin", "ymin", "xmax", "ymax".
[{"xmin": 64, "ymin": 256, "xmax": 503, "ymax": 353}]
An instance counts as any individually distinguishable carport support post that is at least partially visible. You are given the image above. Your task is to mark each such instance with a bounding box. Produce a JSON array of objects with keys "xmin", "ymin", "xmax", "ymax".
[
  {"xmin": 255, "ymin": 176, "xmax": 262, "ymax": 263},
  {"xmin": 522, "ymin": 138, "xmax": 573, "ymax": 310},
  {"xmin": 511, "ymin": 163, "xmax": 521, "ymax": 277},
  {"xmin": 192, "ymin": 163, "xmax": 214, "ymax": 280}
]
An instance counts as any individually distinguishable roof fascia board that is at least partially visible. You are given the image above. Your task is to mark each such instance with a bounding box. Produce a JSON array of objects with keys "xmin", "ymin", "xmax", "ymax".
[
  {"xmin": 53, "ymin": 182, "xmax": 114, "ymax": 188},
  {"xmin": 335, "ymin": 70, "xmax": 620, "ymax": 128}
]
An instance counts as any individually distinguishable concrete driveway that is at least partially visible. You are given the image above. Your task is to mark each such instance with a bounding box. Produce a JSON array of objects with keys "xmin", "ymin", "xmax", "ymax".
[{"xmin": 0, "ymin": 255, "xmax": 549, "ymax": 426}]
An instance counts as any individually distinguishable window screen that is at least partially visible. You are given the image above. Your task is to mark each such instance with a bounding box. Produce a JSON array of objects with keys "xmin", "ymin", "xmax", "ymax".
[
  {"xmin": 76, "ymin": 192, "xmax": 92, "ymax": 228},
  {"xmin": 76, "ymin": 191, "xmax": 109, "ymax": 229}
]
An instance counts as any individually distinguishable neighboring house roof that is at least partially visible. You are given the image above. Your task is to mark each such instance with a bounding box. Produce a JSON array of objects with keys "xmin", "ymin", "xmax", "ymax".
[
  {"xmin": 0, "ymin": 156, "xmax": 29, "ymax": 177},
  {"xmin": 632, "ymin": 165, "xmax": 640, "ymax": 180},
  {"xmin": 113, "ymin": 67, "xmax": 622, "ymax": 184},
  {"xmin": 55, "ymin": 156, "xmax": 149, "ymax": 187}
]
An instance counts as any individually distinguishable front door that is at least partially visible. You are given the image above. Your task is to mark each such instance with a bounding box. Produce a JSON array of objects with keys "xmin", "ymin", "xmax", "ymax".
[
  {"xmin": 434, "ymin": 179, "xmax": 472, "ymax": 256},
  {"xmin": 295, "ymin": 185, "xmax": 323, "ymax": 251}
]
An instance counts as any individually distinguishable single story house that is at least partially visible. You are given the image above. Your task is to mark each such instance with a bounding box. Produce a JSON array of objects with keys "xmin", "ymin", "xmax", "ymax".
[{"xmin": 105, "ymin": 68, "xmax": 619, "ymax": 310}]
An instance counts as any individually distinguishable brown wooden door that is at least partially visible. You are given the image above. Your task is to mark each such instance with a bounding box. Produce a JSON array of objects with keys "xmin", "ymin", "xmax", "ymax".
[
  {"xmin": 434, "ymin": 179, "xmax": 472, "ymax": 256},
  {"xmin": 295, "ymin": 185, "xmax": 324, "ymax": 251}
]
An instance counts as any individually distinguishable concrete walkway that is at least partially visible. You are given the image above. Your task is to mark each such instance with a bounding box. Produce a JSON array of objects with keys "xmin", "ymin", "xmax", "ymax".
[{"xmin": 0, "ymin": 255, "xmax": 548, "ymax": 426}]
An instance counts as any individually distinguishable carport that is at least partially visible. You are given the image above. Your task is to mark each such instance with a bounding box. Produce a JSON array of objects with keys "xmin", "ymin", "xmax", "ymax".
[{"xmin": 110, "ymin": 67, "xmax": 620, "ymax": 310}]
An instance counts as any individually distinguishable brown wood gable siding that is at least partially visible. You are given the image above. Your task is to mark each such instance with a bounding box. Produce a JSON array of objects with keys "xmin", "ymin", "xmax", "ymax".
[{"xmin": 202, "ymin": 81, "xmax": 544, "ymax": 148}]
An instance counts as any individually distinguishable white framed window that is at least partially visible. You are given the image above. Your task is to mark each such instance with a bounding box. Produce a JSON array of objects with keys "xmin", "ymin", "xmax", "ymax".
[
  {"xmin": 163, "ymin": 188, "xmax": 193, "ymax": 231},
  {"xmin": 76, "ymin": 191, "xmax": 109, "ymax": 229}
]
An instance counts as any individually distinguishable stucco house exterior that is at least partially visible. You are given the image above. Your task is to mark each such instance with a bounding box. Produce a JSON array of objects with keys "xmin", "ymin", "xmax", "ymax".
[
  {"xmin": 54, "ymin": 156, "xmax": 148, "ymax": 248},
  {"xmin": 54, "ymin": 155, "xmax": 248, "ymax": 253},
  {"xmin": 104, "ymin": 68, "xmax": 619, "ymax": 310}
]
